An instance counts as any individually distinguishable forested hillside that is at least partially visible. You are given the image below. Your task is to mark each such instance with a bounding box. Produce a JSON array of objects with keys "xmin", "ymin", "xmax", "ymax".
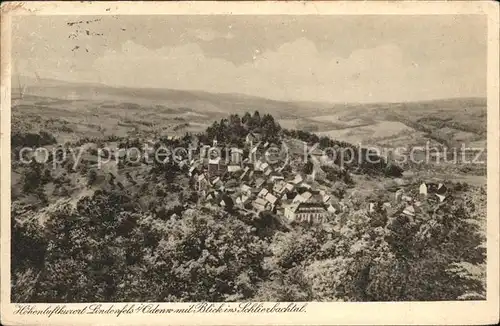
[{"xmin": 11, "ymin": 111, "xmax": 486, "ymax": 302}]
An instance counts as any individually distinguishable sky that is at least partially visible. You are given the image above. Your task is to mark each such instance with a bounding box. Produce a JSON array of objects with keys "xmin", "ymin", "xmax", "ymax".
[{"xmin": 12, "ymin": 15, "xmax": 487, "ymax": 103}]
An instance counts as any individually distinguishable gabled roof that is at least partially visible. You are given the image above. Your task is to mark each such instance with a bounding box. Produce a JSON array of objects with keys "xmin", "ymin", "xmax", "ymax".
[
  {"xmin": 301, "ymin": 183, "xmax": 312, "ymax": 189},
  {"xmin": 254, "ymin": 197, "xmax": 268, "ymax": 207},
  {"xmin": 302, "ymin": 191, "xmax": 313, "ymax": 201},
  {"xmin": 246, "ymin": 131, "xmax": 261, "ymax": 138},
  {"xmin": 292, "ymin": 194, "xmax": 305, "ymax": 203},
  {"xmin": 265, "ymin": 192, "xmax": 278, "ymax": 204},
  {"xmin": 258, "ymin": 188, "xmax": 269, "ymax": 197},
  {"xmin": 436, "ymin": 183, "xmax": 447, "ymax": 194},
  {"xmin": 227, "ymin": 165, "xmax": 242, "ymax": 172},
  {"xmin": 291, "ymin": 174, "xmax": 303, "ymax": 184},
  {"xmin": 255, "ymin": 178, "xmax": 265, "ymax": 187},
  {"xmin": 286, "ymin": 203, "xmax": 300, "ymax": 213},
  {"xmin": 436, "ymin": 194, "xmax": 446, "ymax": 202},
  {"xmin": 403, "ymin": 205, "xmax": 415, "ymax": 216},
  {"xmin": 239, "ymin": 170, "xmax": 248, "ymax": 180},
  {"xmin": 289, "ymin": 202, "xmax": 327, "ymax": 213},
  {"xmin": 327, "ymin": 204, "xmax": 338, "ymax": 213},
  {"xmin": 209, "ymin": 157, "xmax": 221, "ymax": 165},
  {"xmin": 241, "ymin": 184, "xmax": 252, "ymax": 192}
]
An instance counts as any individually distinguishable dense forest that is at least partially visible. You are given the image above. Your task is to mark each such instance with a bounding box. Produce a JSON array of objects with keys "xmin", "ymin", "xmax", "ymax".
[
  {"xmin": 11, "ymin": 111, "xmax": 486, "ymax": 302},
  {"xmin": 12, "ymin": 187, "xmax": 486, "ymax": 302}
]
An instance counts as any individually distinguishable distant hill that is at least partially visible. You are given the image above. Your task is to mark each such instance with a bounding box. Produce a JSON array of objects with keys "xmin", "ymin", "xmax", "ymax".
[
  {"xmin": 11, "ymin": 76, "xmax": 333, "ymax": 119},
  {"xmin": 281, "ymin": 97, "xmax": 486, "ymax": 148},
  {"xmin": 11, "ymin": 76, "xmax": 486, "ymax": 148}
]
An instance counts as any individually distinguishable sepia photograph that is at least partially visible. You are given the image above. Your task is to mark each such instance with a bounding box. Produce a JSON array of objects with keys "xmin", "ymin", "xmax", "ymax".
[{"xmin": 1, "ymin": 1, "xmax": 499, "ymax": 325}]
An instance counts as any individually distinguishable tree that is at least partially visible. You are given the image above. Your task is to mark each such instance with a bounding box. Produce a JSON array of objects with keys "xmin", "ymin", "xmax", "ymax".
[
  {"xmin": 302, "ymin": 160, "xmax": 314, "ymax": 175},
  {"xmin": 11, "ymin": 213, "xmax": 48, "ymax": 303},
  {"xmin": 242, "ymin": 112, "xmax": 252, "ymax": 125},
  {"xmin": 141, "ymin": 209, "xmax": 267, "ymax": 302},
  {"xmin": 247, "ymin": 111, "xmax": 261, "ymax": 130},
  {"xmin": 87, "ymin": 169, "xmax": 98, "ymax": 186},
  {"xmin": 384, "ymin": 163, "xmax": 403, "ymax": 178}
]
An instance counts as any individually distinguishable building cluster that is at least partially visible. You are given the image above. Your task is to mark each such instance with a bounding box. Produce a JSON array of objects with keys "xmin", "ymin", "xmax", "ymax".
[
  {"xmin": 393, "ymin": 181, "xmax": 449, "ymax": 218},
  {"xmin": 86, "ymin": 134, "xmax": 453, "ymax": 226},
  {"xmin": 175, "ymin": 136, "xmax": 452, "ymax": 225},
  {"xmin": 186, "ymin": 137, "xmax": 343, "ymax": 224}
]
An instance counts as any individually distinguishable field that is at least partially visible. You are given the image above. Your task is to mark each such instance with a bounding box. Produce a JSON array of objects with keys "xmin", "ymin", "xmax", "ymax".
[
  {"xmin": 280, "ymin": 98, "xmax": 487, "ymax": 150},
  {"xmin": 9, "ymin": 78, "xmax": 488, "ymax": 303},
  {"xmin": 12, "ymin": 95, "xmax": 218, "ymax": 143},
  {"xmin": 315, "ymin": 121, "xmax": 415, "ymax": 146},
  {"xmin": 13, "ymin": 78, "xmax": 486, "ymax": 150},
  {"xmin": 12, "ymin": 78, "xmax": 487, "ymax": 188}
]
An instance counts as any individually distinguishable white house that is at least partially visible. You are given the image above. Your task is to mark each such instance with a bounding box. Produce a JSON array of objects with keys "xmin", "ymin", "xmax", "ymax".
[
  {"xmin": 419, "ymin": 182, "xmax": 428, "ymax": 196},
  {"xmin": 301, "ymin": 191, "xmax": 313, "ymax": 202},
  {"xmin": 211, "ymin": 176, "xmax": 221, "ymax": 186},
  {"xmin": 291, "ymin": 174, "xmax": 304, "ymax": 185},
  {"xmin": 227, "ymin": 165, "xmax": 242, "ymax": 173},
  {"xmin": 253, "ymin": 197, "xmax": 270, "ymax": 212},
  {"xmin": 284, "ymin": 202, "xmax": 329, "ymax": 223},
  {"xmin": 236, "ymin": 195, "xmax": 250, "ymax": 207},
  {"xmin": 284, "ymin": 183, "xmax": 295, "ymax": 192},
  {"xmin": 197, "ymin": 174, "xmax": 209, "ymax": 191},
  {"xmin": 402, "ymin": 195, "xmax": 413, "ymax": 202},
  {"xmin": 240, "ymin": 184, "xmax": 252, "ymax": 195},
  {"xmin": 265, "ymin": 193, "xmax": 278, "ymax": 206},
  {"xmin": 270, "ymin": 175, "xmax": 284, "ymax": 183},
  {"xmin": 301, "ymin": 183, "xmax": 312, "ymax": 189},
  {"xmin": 403, "ymin": 205, "xmax": 415, "ymax": 217},
  {"xmin": 292, "ymin": 191, "xmax": 312, "ymax": 204},
  {"xmin": 292, "ymin": 194, "xmax": 304, "ymax": 204},
  {"xmin": 231, "ymin": 148, "xmax": 244, "ymax": 164},
  {"xmin": 327, "ymin": 204, "xmax": 338, "ymax": 214},
  {"xmin": 258, "ymin": 188, "xmax": 269, "ymax": 198}
]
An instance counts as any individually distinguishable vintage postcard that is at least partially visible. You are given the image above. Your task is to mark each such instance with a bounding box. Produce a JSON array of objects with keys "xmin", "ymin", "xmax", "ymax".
[{"xmin": 1, "ymin": 1, "xmax": 499, "ymax": 325}]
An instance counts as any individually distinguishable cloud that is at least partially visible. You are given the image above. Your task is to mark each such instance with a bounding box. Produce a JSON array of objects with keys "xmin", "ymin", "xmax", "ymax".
[
  {"xmin": 189, "ymin": 28, "xmax": 235, "ymax": 42},
  {"xmin": 90, "ymin": 37, "xmax": 484, "ymax": 103}
]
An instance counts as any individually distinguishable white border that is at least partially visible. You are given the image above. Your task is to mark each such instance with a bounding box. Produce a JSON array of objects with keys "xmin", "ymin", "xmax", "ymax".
[{"xmin": 1, "ymin": 1, "xmax": 499, "ymax": 325}]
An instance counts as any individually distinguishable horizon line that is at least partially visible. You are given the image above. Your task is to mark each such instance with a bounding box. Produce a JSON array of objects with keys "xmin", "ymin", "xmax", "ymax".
[{"xmin": 11, "ymin": 74, "xmax": 487, "ymax": 107}]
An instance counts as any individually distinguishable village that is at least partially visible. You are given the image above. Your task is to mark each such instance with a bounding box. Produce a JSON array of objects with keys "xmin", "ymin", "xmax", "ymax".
[
  {"xmin": 166, "ymin": 131, "xmax": 452, "ymax": 225},
  {"xmin": 18, "ymin": 123, "xmax": 454, "ymax": 229}
]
